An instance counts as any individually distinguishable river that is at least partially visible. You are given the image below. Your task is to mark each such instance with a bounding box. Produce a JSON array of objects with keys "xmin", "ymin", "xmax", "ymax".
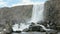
[
  {"xmin": 12, "ymin": 32, "xmax": 46, "ymax": 34},
  {"xmin": 12, "ymin": 32, "xmax": 60, "ymax": 34}
]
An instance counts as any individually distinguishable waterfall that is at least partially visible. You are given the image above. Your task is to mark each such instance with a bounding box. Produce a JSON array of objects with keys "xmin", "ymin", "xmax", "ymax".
[
  {"xmin": 12, "ymin": 4, "xmax": 45, "ymax": 31},
  {"xmin": 30, "ymin": 4, "xmax": 44, "ymax": 23}
]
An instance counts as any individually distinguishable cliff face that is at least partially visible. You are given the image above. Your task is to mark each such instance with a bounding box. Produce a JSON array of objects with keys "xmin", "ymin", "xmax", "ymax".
[
  {"xmin": 0, "ymin": 5, "xmax": 33, "ymax": 25},
  {"xmin": 0, "ymin": 5, "xmax": 33, "ymax": 32},
  {"xmin": 44, "ymin": 0, "xmax": 60, "ymax": 26}
]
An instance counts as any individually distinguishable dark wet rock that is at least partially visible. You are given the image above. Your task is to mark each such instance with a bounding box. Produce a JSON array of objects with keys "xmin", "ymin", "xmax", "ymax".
[
  {"xmin": 23, "ymin": 26, "xmax": 43, "ymax": 32},
  {"xmin": 23, "ymin": 23, "xmax": 45, "ymax": 32},
  {"xmin": 13, "ymin": 31, "xmax": 21, "ymax": 33},
  {"xmin": 28, "ymin": 26, "xmax": 45, "ymax": 32}
]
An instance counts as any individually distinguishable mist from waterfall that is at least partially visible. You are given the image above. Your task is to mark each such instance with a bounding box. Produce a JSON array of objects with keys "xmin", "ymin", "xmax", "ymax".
[{"xmin": 30, "ymin": 4, "xmax": 44, "ymax": 23}]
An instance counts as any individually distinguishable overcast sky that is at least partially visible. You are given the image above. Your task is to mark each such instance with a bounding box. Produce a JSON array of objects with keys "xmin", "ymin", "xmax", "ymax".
[{"xmin": 0, "ymin": 0, "xmax": 47, "ymax": 7}]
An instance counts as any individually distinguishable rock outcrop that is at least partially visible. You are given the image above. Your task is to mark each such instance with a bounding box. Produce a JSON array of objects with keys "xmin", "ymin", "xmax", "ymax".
[
  {"xmin": 23, "ymin": 23, "xmax": 45, "ymax": 32},
  {"xmin": 44, "ymin": 0, "xmax": 60, "ymax": 30},
  {"xmin": 0, "ymin": 5, "xmax": 33, "ymax": 33},
  {"xmin": 0, "ymin": 5, "xmax": 33, "ymax": 25}
]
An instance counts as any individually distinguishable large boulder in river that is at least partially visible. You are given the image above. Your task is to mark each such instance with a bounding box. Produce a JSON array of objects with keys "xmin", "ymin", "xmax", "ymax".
[{"xmin": 23, "ymin": 23, "xmax": 45, "ymax": 32}]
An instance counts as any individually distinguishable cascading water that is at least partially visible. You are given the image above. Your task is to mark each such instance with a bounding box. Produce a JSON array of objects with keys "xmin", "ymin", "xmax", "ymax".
[
  {"xmin": 12, "ymin": 3, "xmax": 45, "ymax": 31},
  {"xmin": 30, "ymin": 4, "xmax": 44, "ymax": 23}
]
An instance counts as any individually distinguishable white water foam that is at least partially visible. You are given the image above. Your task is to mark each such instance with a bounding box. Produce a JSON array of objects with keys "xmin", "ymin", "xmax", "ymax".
[{"xmin": 30, "ymin": 4, "xmax": 44, "ymax": 23}]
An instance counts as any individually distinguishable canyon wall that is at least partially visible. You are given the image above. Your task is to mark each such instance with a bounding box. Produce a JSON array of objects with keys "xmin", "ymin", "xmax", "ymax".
[
  {"xmin": 0, "ymin": 5, "xmax": 33, "ymax": 32},
  {"xmin": 44, "ymin": 0, "xmax": 60, "ymax": 26}
]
